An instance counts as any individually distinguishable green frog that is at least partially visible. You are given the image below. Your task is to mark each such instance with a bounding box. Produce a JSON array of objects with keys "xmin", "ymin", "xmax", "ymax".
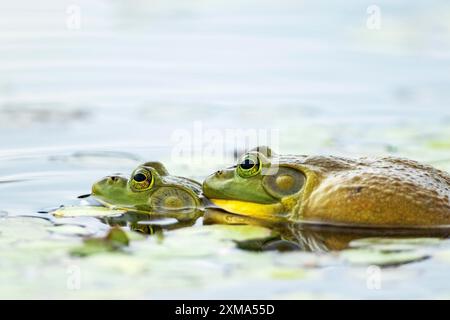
[
  {"xmin": 91, "ymin": 162, "xmax": 203, "ymax": 221},
  {"xmin": 202, "ymin": 147, "xmax": 450, "ymax": 228}
]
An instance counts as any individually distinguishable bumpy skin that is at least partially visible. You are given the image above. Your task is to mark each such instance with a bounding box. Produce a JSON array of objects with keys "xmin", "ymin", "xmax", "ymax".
[
  {"xmin": 203, "ymin": 147, "xmax": 450, "ymax": 228},
  {"xmin": 293, "ymin": 155, "xmax": 450, "ymax": 226},
  {"xmin": 92, "ymin": 162, "xmax": 202, "ymax": 219}
]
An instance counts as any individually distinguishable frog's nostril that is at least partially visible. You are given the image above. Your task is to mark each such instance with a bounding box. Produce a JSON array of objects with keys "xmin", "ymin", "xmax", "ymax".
[
  {"xmin": 216, "ymin": 170, "xmax": 223, "ymax": 176},
  {"xmin": 108, "ymin": 176, "xmax": 119, "ymax": 182}
]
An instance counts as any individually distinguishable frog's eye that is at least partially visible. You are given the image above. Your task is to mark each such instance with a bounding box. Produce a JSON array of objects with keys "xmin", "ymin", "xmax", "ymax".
[
  {"xmin": 133, "ymin": 173, "xmax": 146, "ymax": 182},
  {"xmin": 237, "ymin": 154, "xmax": 261, "ymax": 178},
  {"xmin": 130, "ymin": 169, "xmax": 154, "ymax": 191}
]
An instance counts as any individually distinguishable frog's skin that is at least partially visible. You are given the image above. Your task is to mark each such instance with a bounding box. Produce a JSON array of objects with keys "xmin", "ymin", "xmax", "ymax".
[
  {"xmin": 202, "ymin": 147, "xmax": 450, "ymax": 228},
  {"xmin": 92, "ymin": 162, "xmax": 203, "ymax": 220}
]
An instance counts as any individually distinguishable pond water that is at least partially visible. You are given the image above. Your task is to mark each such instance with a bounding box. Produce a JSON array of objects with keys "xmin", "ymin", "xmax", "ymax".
[{"xmin": 1, "ymin": 0, "xmax": 450, "ymax": 299}]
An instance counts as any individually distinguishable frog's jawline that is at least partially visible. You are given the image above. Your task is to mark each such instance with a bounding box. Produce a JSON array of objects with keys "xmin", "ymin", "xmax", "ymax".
[{"xmin": 91, "ymin": 195, "xmax": 203, "ymax": 217}]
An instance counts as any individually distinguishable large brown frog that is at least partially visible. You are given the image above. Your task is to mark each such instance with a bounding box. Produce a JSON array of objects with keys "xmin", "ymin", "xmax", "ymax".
[{"xmin": 202, "ymin": 147, "xmax": 450, "ymax": 228}]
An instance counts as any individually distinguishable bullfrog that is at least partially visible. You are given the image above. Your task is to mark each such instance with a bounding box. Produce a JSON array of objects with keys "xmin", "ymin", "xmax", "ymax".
[
  {"xmin": 91, "ymin": 162, "xmax": 203, "ymax": 221},
  {"xmin": 203, "ymin": 146, "xmax": 450, "ymax": 228}
]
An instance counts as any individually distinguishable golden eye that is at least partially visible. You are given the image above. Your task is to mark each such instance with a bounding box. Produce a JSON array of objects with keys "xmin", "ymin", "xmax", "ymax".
[
  {"xmin": 237, "ymin": 154, "xmax": 261, "ymax": 178},
  {"xmin": 130, "ymin": 170, "xmax": 154, "ymax": 191}
]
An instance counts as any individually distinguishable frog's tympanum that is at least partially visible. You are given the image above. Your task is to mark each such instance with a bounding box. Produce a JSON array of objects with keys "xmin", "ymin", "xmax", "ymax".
[
  {"xmin": 92, "ymin": 162, "xmax": 202, "ymax": 220},
  {"xmin": 203, "ymin": 146, "xmax": 450, "ymax": 228}
]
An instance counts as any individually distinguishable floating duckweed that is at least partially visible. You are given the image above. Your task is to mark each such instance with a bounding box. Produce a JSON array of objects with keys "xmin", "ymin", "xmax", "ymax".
[{"xmin": 341, "ymin": 237, "xmax": 442, "ymax": 266}]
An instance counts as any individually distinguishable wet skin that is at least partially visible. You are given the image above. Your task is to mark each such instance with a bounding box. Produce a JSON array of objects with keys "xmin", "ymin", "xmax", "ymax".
[
  {"xmin": 92, "ymin": 162, "xmax": 203, "ymax": 221},
  {"xmin": 202, "ymin": 147, "xmax": 450, "ymax": 228}
]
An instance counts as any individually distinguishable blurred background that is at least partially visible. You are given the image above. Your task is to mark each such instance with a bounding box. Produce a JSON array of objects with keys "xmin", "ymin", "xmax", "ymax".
[{"xmin": 1, "ymin": 0, "xmax": 450, "ymax": 194}]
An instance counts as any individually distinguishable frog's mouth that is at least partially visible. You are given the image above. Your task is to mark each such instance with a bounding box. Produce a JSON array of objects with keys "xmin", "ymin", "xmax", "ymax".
[{"xmin": 206, "ymin": 198, "xmax": 285, "ymax": 222}]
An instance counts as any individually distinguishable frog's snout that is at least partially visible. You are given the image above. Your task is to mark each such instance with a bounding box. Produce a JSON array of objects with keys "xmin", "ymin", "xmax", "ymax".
[
  {"xmin": 107, "ymin": 175, "xmax": 120, "ymax": 183},
  {"xmin": 203, "ymin": 169, "xmax": 234, "ymax": 199},
  {"xmin": 95, "ymin": 176, "xmax": 119, "ymax": 186},
  {"xmin": 214, "ymin": 169, "xmax": 234, "ymax": 178},
  {"xmin": 103, "ymin": 175, "xmax": 126, "ymax": 185},
  {"xmin": 215, "ymin": 170, "xmax": 223, "ymax": 176},
  {"xmin": 92, "ymin": 175, "xmax": 126, "ymax": 195}
]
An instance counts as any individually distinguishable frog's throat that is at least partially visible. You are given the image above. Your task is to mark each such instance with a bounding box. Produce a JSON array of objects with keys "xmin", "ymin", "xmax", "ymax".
[
  {"xmin": 90, "ymin": 195, "xmax": 142, "ymax": 213},
  {"xmin": 208, "ymin": 199, "xmax": 285, "ymax": 221}
]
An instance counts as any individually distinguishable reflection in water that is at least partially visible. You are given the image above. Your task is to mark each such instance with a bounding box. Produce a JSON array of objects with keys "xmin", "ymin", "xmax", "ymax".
[
  {"xmin": 43, "ymin": 201, "xmax": 447, "ymax": 265},
  {"xmin": 44, "ymin": 198, "xmax": 203, "ymax": 235},
  {"xmin": 47, "ymin": 197, "xmax": 446, "ymax": 256},
  {"xmin": 101, "ymin": 209, "xmax": 202, "ymax": 233},
  {"xmin": 203, "ymin": 208, "xmax": 449, "ymax": 254}
]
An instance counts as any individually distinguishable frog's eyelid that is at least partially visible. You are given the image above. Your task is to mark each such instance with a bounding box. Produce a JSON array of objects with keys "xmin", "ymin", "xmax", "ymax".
[
  {"xmin": 240, "ymin": 154, "xmax": 260, "ymax": 161},
  {"xmin": 133, "ymin": 168, "xmax": 150, "ymax": 176}
]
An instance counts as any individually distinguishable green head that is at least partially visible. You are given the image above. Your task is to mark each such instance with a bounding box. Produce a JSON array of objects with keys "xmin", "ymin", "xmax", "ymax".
[
  {"xmin": 92, "ymin": 162, "xmax": 202, "ymax": 217},
  {"xmin": 202, "ymin": 147, "xmax": 310, "ymax": 221}
]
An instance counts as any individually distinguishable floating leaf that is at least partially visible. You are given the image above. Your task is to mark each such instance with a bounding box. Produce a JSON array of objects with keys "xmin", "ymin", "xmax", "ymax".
[
  {"xmin": 340, "ymin": 248, "xmax": 429, "ymax": 267},
  {"xmin": 71, "ymin": 226, "xmax": 129, "ymax": 257},
  {"xmin": 46, "ymin": 224, "xmax": 92, "ymax": 237},
  {"xmin": 137, "ymin": 218, "xmax": 179, "ymax": 226},
  {"xmin": 106, "ymin": 226, "xmax": 129, "ymax": 246},
  {"xmin": 52, "ymin": 206, "xmax": 126, "ymax": 218},
  {"xmin": 172, "ymin": 224, "xmax": 276, "ymax": 242},
  {"xmin": 434, "ymin": 248, "xmax": 450, "ymax": 264},
  {"xmin": 269, "ymin": 267, "xmax": 307, "ymax": 280},
  {"xmin": 0, "ymin": 217, "xmax": 52, "ymax": 242},
  {"xmin": 82, "ymin": 255, "xmax": 149, "ymax": 276},
  {"xmin": 124, "ymin": 230, "xmax": 147, "ymax": 241},
  {"xmin": 427, "ymin": 140, "xmax": 450, "ymax": 150},
  {"xmin": 349, "ymin": 237, "xmax": 441, "ymax": 252}
]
